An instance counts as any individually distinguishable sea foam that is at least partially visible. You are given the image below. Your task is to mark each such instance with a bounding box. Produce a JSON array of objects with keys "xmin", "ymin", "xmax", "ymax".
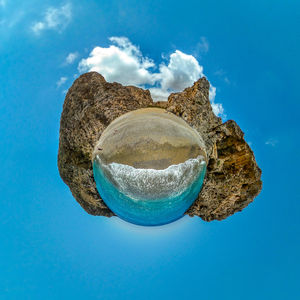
[
  {"xmin": 96, "ymin": 155, "xmax": 206, "ymax": 201},
  {"xmin": 93, "ymin": 155, "xmax": 207, "ymax": 226}
]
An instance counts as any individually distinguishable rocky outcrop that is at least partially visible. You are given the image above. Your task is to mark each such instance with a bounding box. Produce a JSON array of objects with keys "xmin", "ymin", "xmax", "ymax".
[
  {"xmin": 58, "ymin": 71, "xmax": 262, "ymax": 221},
  {"xmin": 186, "ymin": 120, "xmax": 262, "ymax": 221}
]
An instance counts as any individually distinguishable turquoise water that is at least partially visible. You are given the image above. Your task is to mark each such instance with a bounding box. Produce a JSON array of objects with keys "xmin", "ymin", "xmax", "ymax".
[{"xmin": 93, "ymin": 156, "xmax": 206, "ymax": 226}]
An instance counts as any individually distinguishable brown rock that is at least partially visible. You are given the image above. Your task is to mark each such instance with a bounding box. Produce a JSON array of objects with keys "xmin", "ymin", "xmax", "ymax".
[
  {"xmin": 57, "ymin": 71, "xmax": 262, "ymax": 221},
  {"xmin": 186, "ymin": 120, "xmax": 262, "ymax": 221}
]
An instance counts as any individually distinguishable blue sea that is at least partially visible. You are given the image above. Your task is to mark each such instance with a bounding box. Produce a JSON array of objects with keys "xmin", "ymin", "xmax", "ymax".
[{"xmin": 93, "ymin": 155, "xmax": 206, "ymax": 226}]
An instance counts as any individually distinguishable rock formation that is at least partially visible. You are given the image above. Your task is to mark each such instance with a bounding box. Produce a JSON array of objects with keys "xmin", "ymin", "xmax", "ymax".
[{"xmin": 58, "ymin": 72, "xmax": 262, "ymax": 221}]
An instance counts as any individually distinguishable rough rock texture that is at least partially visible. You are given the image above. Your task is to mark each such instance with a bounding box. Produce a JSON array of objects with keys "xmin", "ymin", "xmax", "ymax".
[
  {"xmin": 58, "ymin": 72, "xmax": 153, "ymax": 216},
  {"xmin": 58, "ymin": 71, "xmax": 262, "ymax": 221},
  {"xmin": 186, "ymin": 120, "xmax": 262, "ymax": 221}
]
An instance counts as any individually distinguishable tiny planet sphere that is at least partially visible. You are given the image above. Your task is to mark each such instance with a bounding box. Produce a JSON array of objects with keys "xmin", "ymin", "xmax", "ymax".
[{"xmin": 92, "ymin": 108, "xmax": 207, "ymax": 226}]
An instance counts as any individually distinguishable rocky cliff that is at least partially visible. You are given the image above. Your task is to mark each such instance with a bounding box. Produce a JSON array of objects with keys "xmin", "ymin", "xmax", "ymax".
[{"xmin": 58, "ymin": 72, "xmax": 262, "ymax": 221}]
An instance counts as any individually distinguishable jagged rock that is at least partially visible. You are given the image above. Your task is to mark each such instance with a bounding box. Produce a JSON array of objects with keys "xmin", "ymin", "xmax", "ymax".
[{"xmin": 58, "ymin": 72, "xmax": 262, "ymax": 221}]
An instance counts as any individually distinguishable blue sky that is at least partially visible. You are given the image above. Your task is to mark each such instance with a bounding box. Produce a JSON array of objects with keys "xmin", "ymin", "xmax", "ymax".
[{"xmin": 0, "ymin": 0, "xmax": 299, "ymax": 299}]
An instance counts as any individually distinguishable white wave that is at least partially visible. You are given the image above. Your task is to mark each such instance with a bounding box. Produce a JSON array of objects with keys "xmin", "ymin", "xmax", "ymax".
[{"xmin": 95, "ymin": 155, "xmax": 206, "ymax": 200}]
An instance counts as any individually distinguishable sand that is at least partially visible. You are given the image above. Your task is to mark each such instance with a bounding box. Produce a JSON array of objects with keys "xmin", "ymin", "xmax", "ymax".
[{"xmin": 93, "ymin": 108, "xmax": 207, "ymax": 169}]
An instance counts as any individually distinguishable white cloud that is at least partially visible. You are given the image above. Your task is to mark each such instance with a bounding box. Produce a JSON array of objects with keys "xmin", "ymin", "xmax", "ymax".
[
  {"xmin": 65, "ymin": 52, "xmax": 78, "ymax": 64},
  {"xmin": 265, "ymin": 138, "xmax": 278, "ymax": 147},
  {"xmin": 158, "ymin": 50, "xmax": 203, "ymax": 92},
  {"xmin": 209, "ymin": 85, "xmax": 216, "ymax": 102},
  {"xmin": 211, "ymin": 102, "xmax": 224, "ymax": 117},
  {"xmin": 209, "ymin": 85, "xmax": 225, "ymax": 117},
  {"xmin": 0, "ymin": 10, "xmax": 25, "ymax": 29},
  {"xmin": 78, "ymin": 37, "xmax": 225, "ymax": 117},
  {"xmin": 195, "ymin": 37, "xmax": 209, "ymax": 55},
  {"xmin": 31, "ymin": 3, "xmax": 72, "ymax": 34},
  {"xmin": 56, "ymin": 76, "xmax": 68, "ymax": 87},
  {"xmin": 32, "ymin": 22, "xmax": 45, "ymax": 33},
  {"xmin": 224, "ymin": 77, "xmax": 230, "ymax": 84},
  {"xmin": 214, "ymin": 69, "xmax": 231, "ymax": 85},
  {"xmin": 78, "ymin": 37, "xmax": 157, "ymax": 86}
]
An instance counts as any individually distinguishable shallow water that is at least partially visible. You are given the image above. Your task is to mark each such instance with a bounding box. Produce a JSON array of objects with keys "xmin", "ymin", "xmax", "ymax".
[{"xmin": 93, "ymin": 155, "xmax": 206, "ymax": 226}]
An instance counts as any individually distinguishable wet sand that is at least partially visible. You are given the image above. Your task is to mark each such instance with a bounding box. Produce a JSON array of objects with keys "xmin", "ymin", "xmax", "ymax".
[{"xmin": 93, "ymin": 108, "xmax": 207, "ymax": 169}]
